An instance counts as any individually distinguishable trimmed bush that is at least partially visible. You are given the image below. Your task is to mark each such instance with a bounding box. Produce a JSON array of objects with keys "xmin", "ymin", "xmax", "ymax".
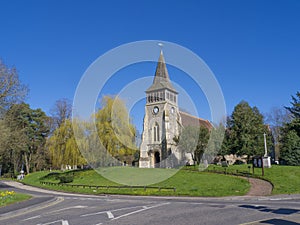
[{"xmin": 59, "ymin": 175, "xmax": 74, "ymax": 183}]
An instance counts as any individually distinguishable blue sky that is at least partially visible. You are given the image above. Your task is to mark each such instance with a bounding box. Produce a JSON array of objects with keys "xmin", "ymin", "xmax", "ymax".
[{"xmin": 1, "ymin": 0, "xmax": 300, "ymax": 132}]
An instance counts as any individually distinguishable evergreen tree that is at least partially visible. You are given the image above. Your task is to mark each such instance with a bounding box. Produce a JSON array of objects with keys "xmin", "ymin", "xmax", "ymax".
[
  {"xmin": 1, "ymin": 103, "xmax": 49, "ymax": 174},
  {"xmin": 280, "ymin": 92, "xmax": 300, "ymax": 165},
  {"xmin": 280, "ymin": 129, "xmax": 300, "ymax": 165},
  {"xmin": 285, "ymin": 91, "xmax": 300, "ymax": 118},
  {"xmin": 222, "ymin": 101, "xmax": 272, "ymax": 158}
]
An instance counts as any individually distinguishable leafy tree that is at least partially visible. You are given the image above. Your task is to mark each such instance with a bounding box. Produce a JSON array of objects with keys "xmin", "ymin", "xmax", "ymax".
[
  {"xmin": 0, "ymin": 118, "xmax": 22, "ymax": 175},
  {"xmin": 1, "ymin": 103, "xmax": 49, "ymax": 174},
  {"xmin": 222, "ymin": 101, "xmax": 272, "ymax": 158},
  {"xmin": 0, "ymin": 60, "xmax": 28, "ymax": 117},
  {"xmin": 176, "ymin": 125, "xmax": 209, "ymax": 165},
  {"xmin": 206, "ymin": 123, "xmax": 225, "ymax": 161},
  {"xmin": 195, "ymin": 126, "xmax": 210, "ymax": 164},
  {"xmin": 176, "ymin": 125, "xmax": 199, "ymax": 164}
]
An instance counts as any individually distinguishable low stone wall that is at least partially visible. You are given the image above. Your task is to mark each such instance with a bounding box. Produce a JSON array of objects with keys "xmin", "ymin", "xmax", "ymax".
[{"xmin": 214, "ymin": 154, "xmax": 248, "ymax": 165}]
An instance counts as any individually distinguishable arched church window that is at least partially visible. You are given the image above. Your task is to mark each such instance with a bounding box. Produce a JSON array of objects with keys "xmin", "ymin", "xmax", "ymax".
[{"xmin": 153, "ymin": 123, "xmax": 160, "ymax": 142}]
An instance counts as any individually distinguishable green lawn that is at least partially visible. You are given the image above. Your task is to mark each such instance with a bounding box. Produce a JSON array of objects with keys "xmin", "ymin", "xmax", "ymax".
[
  {"xmin": 96, "ymin": 167, "xmax": 178, "ymax": 186},
  {"xmin": 206, "ymin": 164, "xmax": 300, "ymax": 195},
  {"xmin": 156, "ymin": 169, "xmax": 249, "ymax": 196},
  {"xmin": 22, "ymin": 168, "xmax": 250, "ymax": 197}
]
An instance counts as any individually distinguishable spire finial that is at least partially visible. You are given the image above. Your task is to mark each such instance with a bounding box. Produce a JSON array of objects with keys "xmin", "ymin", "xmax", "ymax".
[{"xmin": 158, "ymin": 42, "xmax": 164, "ymax": 53}]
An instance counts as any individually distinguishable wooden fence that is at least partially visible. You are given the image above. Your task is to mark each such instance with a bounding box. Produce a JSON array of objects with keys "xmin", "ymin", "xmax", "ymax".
[{"xmin": 40, "ymin": 181, "xmax": 176, "ymax": 192}]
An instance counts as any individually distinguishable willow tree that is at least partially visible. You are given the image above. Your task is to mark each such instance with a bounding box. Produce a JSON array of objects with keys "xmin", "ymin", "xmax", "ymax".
[
  {"xmin": 47, "ymin": 119, "xmax": 86, "ymax": 169},
  {"xmin": 94, "ymin": 96, "xmax": 138, "ymax": 166}
]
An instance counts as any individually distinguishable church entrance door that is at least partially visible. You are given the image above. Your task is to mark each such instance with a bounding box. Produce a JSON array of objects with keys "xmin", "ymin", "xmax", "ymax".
[{"xmin": 154, "ymin": 151, "xmax": 160, "ymax": 168}]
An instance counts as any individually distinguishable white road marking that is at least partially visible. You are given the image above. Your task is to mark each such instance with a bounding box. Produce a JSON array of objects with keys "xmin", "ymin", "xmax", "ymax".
[
  {"xmin": 80, "ymin": 205, "xmax": 144, "ymax": 217},
  {"xmin": 80, "ymin": 202, "xmax": 170, "ymax": 220},
  {"xmin": 269, "ymin": 197, "xmax": 292, "ymax": 201},
  {"xmin": 37, "ymin": 219, "xmax": 69, "ymax": 225},
  {"xmin": 186, "ymin": 202, "xmax": 204, "ymax": 205},
  {"xmin": 23, "ymin": 215, "xmax": 41, "ymax": 221},
  {"xmin": 0, "ymin": 197, "xmax": 64, "ymax": 222},
  {"xmin": 106, "ymin": 211, "xmax": 114, "ymax": 219},
  {"xmin": 111, "ymin": 202, "xmax": 170, "ymax": 220},
  {"xmin": 50, "ymin": 205, "xmax": 88, "ymax": 213}
]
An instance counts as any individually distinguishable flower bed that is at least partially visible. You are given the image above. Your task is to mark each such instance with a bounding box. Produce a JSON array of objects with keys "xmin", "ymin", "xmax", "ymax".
[{"xmin": 0, "ymin": 190, "xmax": 16, "ymax": 206}]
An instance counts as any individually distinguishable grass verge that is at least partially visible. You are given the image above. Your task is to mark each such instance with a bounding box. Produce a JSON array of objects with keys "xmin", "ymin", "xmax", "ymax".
[
  {"xmin": 206, "ymin": 164, "xmax": 300, "ymax": 195},
  {"xmin": 0, "ymin": 191, "xmax": 31, "ymax": 207},
  {"xmin": 22, "ymin": 168, "xmax": 250, "ymax": 197}
]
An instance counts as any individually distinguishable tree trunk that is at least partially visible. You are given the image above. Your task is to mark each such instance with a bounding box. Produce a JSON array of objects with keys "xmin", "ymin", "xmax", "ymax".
[{"xmin": 24, "ymin": 152, "xmax": 30, "ymax": 174}]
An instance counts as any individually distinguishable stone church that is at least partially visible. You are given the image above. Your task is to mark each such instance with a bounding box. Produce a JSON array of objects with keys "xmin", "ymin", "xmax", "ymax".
[{"xmin": 139, "ymin": 51, "xmax": 212, "ymax": 168}]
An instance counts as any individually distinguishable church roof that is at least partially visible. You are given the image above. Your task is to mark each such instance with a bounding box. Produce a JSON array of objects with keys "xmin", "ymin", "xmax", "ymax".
[
  {"xmin": 146, "ymin": 50, "xmax": 177, "ymax": 93},
  {"xmin": 179, "ymin": 111, "xmax": 212, "ymax": 130}
]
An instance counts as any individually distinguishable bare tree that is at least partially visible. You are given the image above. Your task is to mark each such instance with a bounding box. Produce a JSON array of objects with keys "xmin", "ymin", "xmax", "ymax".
[
  {"xmin": 50, "ymin": 98, "xmax": 72, "ymax": 128},
  {"xmin": 0, "ymin": 60, "xmax": 28, "ymax": 117},
  {"xmin": 265, "ymin": 106, "xmax": 292, "ymax": 160}
]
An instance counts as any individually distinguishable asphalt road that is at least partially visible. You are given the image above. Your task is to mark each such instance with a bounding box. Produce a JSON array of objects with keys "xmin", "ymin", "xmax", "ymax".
[{"xmin": 1, "ymin": 181, "xmax": 300, "ymax": 225}]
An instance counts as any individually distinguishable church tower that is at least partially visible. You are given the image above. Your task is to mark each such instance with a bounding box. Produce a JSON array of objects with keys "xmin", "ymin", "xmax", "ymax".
[{"xmin": 139, "ymin": 51, "xmax": 181, "ymax": 168}]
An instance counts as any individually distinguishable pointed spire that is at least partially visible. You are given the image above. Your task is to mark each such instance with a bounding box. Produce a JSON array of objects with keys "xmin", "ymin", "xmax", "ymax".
[
  {"xmin": 153, "ymin": 50, "xmax": 170, "ymax": 82},
  {"xmin": 146, "ymin": 50, "xmax": 177, "ymax": 93}
]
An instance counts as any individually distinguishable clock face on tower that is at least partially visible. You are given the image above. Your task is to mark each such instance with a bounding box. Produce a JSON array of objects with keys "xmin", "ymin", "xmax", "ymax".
[{"xmin": 153, "ymin": 106, "xmax": 159, "ymax": 114}]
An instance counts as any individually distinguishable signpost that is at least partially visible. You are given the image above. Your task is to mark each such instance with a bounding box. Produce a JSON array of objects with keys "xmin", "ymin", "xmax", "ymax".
[{"xmin": 253, "ymin": 156, "xmax": 264, "ymax": 176}]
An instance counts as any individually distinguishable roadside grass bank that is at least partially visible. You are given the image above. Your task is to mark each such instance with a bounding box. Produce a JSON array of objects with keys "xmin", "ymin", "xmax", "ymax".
[
  {"xmin": 205, "ymin": 164, "xmax": 300, "ymax": 195},
  {"xmin": 21, "ymin": 168, "xmax": 250, "ymax": 197},
  {"xmin": 0, "ymin": 190, "xmax": 31, "ymax": 207}
]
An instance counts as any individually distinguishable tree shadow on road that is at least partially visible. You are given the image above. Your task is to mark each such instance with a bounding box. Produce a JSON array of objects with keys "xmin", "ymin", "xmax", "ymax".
[
  {"xmin": 258, "ymin": 218, "xmax": 300, "ymax": 225},
  {"xmin": 239, "ymin": 205, "xmax": 300, "ymax": 225},
  {"xmin": 239, "ymin": 205, "xmax": 299, "ymax": 215}
]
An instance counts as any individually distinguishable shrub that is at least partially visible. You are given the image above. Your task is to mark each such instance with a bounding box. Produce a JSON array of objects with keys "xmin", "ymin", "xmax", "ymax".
[{"xmin": 59, "ymin": 175, "xmax": 74, "ymax": 183}]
